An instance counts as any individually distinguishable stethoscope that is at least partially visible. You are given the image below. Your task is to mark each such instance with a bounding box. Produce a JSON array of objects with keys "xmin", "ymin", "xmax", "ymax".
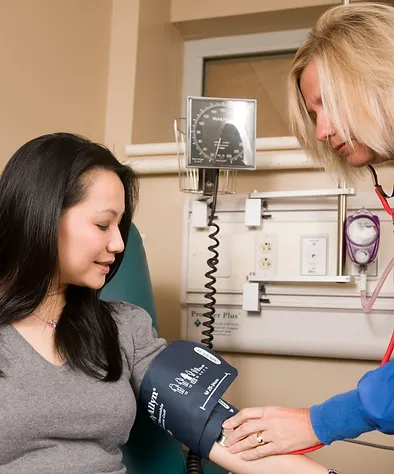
[{"xmin": 367, "ymin": 165, "xmax": 394, "ymax": 222}]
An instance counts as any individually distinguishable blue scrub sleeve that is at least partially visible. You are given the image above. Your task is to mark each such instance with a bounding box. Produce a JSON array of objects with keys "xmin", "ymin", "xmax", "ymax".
[{"xmin": 310, "ymin": 361, "xmax": 394, "ymax": 445}]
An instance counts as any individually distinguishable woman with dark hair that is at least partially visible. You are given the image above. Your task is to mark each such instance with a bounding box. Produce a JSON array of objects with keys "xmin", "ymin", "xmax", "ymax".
[
  {"xmin": 0, "ymin": 132, "xmax": 327, "ymax": 474},
  {"xmin": 0, "ymin": 132, "xmax": 164, "ymax": 473}
]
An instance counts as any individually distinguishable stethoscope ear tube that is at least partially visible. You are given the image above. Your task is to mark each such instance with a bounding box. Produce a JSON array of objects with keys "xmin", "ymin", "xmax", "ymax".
[
  {"xmin": 367, "ymin": 165, "xmax": 394, "ymax": 220},
  {"xmin": 367, "ymin": 165, "xmax": 394, "ymax": 199}
]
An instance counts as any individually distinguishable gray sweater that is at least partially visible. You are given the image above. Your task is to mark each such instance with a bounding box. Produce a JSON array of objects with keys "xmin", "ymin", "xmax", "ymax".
[{"xmin": 0, "ymin": 302, "xmax": 166, "ymax": 473}]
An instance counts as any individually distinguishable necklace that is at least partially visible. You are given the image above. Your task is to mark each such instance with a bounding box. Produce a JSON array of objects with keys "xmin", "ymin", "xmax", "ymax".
[{"xmin": 33, "ymin": 314, "xmax": 57, "ymax": 329}]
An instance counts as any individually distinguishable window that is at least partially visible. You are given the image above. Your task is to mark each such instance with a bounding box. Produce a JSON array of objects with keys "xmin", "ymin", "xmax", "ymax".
[
  {"xmin": 182, "ymin": 29, "xmax": 309, "ymax": 138},
  {"xmin": 204, "ymin": 52, "xmax": 295, "ymax": 137}
]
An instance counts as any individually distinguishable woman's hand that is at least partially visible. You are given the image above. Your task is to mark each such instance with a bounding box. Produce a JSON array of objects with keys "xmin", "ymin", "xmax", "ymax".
[
  {"xmin": 209, "ymin": 442, "xmax": 328, "ymax": 474},
  {"xmin": 221, "ymin": 406, "xmax": 321, "ymax": 460}
]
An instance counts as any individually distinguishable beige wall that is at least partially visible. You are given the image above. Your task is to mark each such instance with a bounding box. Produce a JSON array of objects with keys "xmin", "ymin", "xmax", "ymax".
[
  {"xmin": 131, "ymin": 0, "xmax": 183, "ymax": 144},
  {"xmin": 173, "ymin": 1, "xmax": 394, "ymax": 39},
  {"xmin": 104, "ymin": 0, "xmax": 183, "ymax": 150},
  {"xmin": 0, "ymin": 0, "xmax": 112, "ymax": 166},
  {"xmin": 174, "ymin": 7, "xmax": 331, "ymax": 40},
  {"xmin": 171, "ymin": 0, "xmax": 339, "ymax": 22},
  {"xmin": 104, "ymin": 0, "xmax": 140, "ymax": 160}
]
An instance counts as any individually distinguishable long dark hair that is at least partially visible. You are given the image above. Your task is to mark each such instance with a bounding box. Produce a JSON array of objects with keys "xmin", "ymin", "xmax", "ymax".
[{"xmin": 0, "ymin": 132, "xmax": 139, "ymax": 381}]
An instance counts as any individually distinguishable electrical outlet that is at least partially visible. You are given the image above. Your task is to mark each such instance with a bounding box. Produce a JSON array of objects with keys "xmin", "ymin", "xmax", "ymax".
[
  {"xmin": 255, "ymin": 234, "xmax": 277, "ymax": 278},
  {"xmin": 260, "ymin": 240, "xmax": 272, "ymax": 253},
  {"xmin": 259, "ymin": 257, "xmax": 273, "ymax": 269}
]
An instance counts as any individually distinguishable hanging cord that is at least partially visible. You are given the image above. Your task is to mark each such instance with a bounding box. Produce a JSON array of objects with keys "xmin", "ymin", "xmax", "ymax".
[
  {"xmin": 187, "ymin": 451, "xmax": 204, "ymax": 474},
  {"xmin": 187, "ymin": 169, "xmax": 220, "ymax": 473},
  {"xmin": 359, "ymin": 260, "xmax": 394, "ymax": 313},
  {"xmin": 343, "ymin": 438, "xmax": 394, "ymax": 451},
  {"xmin": 201, "ymin": 170, "xmax": 220, "ymax": 349}
]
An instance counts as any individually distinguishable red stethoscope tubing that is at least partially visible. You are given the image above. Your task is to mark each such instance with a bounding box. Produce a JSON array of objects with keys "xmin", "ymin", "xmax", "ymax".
[
  {"xmin": 374, "ymin": 188, "xmax": 394, "ymax": 221},
  {"xmin": 291, "ymin": 177, "xmax": 394, "ymax": 455}
]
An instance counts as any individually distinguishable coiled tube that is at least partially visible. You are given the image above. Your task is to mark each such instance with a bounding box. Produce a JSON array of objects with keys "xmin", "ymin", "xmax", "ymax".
[
  {"xmin": 187, "ymin": 451, "xmax": 203, "ymax": 474},
  {"xmin": 201, "ymin": 214, "xmax": 220, "ymax": 349}
]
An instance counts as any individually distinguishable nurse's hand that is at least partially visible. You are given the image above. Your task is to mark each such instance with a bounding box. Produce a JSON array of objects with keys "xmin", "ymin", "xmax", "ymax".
[{"xmin": 222, "ymin": 406, "xmax": 321, "ymax": 460}]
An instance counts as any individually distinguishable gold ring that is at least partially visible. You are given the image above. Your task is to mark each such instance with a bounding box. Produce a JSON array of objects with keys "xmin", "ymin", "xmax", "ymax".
[{"xmin": 256, "ymin": 432, "xmax": 264, "ymax": 444}]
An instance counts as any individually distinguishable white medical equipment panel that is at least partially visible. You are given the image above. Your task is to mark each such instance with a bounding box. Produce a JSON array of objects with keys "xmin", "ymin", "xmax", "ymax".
[{"xmin": 181, "ymin": 191, "xmax": 394, "ymax": 360}]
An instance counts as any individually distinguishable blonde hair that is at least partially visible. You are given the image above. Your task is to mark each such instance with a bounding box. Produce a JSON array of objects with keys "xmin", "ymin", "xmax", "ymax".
[{"xmin": 288, "ymin": 2, "xmax": 394, "ymax": 176}]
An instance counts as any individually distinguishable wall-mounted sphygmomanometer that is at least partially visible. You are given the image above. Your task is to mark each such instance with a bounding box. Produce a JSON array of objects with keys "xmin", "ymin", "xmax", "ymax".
[
  {"xmin": 176, "ymin": 96, "xmax": 256, "ymax": 196},
  {"xmin": 174, "ymin": 97, "xmax": 256, "ymax": 472},
  {"xmin": 345, "ymin": 209, "xmax": 380, "ymax": 266}
]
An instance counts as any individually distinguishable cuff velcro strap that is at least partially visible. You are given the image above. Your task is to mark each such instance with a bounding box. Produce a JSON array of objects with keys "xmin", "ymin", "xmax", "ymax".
[{"xmin": 139, "ymin": 340, "xmax": 238, "ymax": 457}]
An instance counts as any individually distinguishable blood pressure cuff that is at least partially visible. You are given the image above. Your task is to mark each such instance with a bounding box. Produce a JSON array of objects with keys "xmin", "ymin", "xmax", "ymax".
[{"xmin": 139, "ymin": 340, "xmax": 238, "ymax": 458}]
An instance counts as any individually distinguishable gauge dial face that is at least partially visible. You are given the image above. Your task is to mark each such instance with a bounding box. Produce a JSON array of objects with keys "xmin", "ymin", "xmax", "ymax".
[
  {"xmin": 347, "ymin": 217, "xmax": 378, "ymax": 246},
  {"xmin": 187, "ymin": 97, "xmax": 256, "ymax": 170},
  {"xmin": 193, "ymin": 104, "xmax": 243, "ymax": 162}
]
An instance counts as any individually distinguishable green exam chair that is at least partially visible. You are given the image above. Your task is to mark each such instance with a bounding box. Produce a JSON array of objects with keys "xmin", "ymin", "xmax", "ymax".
[{"xmin": 101, "ymin": 223, "xmax": 227, "ymax": 474}]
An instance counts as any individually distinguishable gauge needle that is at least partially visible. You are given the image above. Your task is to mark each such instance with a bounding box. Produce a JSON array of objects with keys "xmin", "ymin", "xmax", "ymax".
[{"xmin": 213, "ymin": 138, "xmax": 222, "ymax": 160}]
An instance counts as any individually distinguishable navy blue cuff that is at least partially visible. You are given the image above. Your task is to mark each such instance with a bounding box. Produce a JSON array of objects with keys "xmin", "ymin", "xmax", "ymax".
[
  {"xmin": 139, "ymin": 341, "xmax": 238, "ymax": 456},
  {"xmin": 310, "ymin": 389, "xmax": 374, "ymax": 445}
]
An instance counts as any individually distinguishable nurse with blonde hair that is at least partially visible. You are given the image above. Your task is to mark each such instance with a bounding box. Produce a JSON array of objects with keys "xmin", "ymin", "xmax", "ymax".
[{"xmin": 222, "ymin": 2, "xmax": 394, "ymax": 468}]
